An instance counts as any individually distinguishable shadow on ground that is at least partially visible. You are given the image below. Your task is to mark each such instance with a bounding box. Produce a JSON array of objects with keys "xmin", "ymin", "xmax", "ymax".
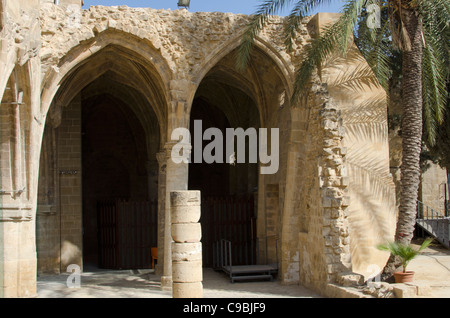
[{"xmin": 37, "ymin": 267, "xmax": 321, "ymax": 298}]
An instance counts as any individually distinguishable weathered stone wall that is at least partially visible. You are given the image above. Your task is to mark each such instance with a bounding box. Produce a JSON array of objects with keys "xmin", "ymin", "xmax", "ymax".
[
  {"xmin": 420, "ymin": 164, "xmax": 448, "ymax": 214},
  {"xmin": 311, "ymin": 13, "xmax": 397, "ymax": 278},
  {"xmin": 38, "ymin": 4, "xmax": 302, "ymax": 113},
  {"xmin": 290, "ymin": 77, "xmax": 352, "ymax": 291},
  {"xmin": 256, "ymin": 83, "xmax": 292, "ymax": 267},
  {"xmin": 36, "ymin": 96, "xmax": 82, "ymax": 274},
  {"xmin": 36, "ymin": 94, "xmax": 83, "ymax": 273},
  {"xmin": 36, "ymin": 124, "xmax": 59, "ymax": 273}
]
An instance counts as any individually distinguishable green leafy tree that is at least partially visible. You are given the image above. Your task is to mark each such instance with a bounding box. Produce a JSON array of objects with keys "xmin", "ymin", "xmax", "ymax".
[{"xmin": 237, "ymin": 0, "xmax": 449, "ymax": 279}]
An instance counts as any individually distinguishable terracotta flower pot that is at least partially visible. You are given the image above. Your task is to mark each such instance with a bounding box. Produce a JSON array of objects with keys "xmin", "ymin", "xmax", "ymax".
[{"xmin": 394, "ymin": 271, "xmax": 415, "ymax": 283}]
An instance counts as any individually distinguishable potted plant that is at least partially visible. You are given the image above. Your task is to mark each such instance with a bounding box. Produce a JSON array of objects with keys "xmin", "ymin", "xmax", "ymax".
[{"xmin": 377, "ymin": 238, "xmax": 433, "ymax": 283}]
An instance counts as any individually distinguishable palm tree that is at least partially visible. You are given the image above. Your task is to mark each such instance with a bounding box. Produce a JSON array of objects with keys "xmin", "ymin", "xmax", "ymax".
[{"xmin": 237, "ymin": 0, "xmax": 449, "ymax": 279}]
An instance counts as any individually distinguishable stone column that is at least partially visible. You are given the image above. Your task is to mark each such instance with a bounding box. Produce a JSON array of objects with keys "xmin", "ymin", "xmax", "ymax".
[
  {"xmin": 160, "ymin": 79, "xmax": 194, "ymax": 290},
  {"xmin": 170, "ymin": 191, "xmax": 203, "ymax": 298},
  {"xmin": 0, "ymin": 73, "xmax": 37, "ymax": 298},
  {"xmin": 0, "ymin": 203, "xmax": 36, "ymax": 298},
  {"xmin": 160, "ymin": 141, "xmax": 190, "ymax": 290},
  {"xmin": 155, "ymin": 151, "xmax": 167, "ymax": 276},
  {"xmin": 0, "ymin": 0, "xmax": 42, "ymax": 297}
]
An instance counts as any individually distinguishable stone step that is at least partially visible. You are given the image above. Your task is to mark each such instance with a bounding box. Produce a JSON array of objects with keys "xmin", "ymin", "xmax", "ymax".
[{"xmin": 231, "ymin": 274, "xmax": 274, "ymax": 283}]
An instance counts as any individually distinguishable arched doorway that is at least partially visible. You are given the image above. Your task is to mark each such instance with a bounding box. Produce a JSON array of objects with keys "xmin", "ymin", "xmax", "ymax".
[
  {"xmin": 36, "ymin": 39, "xmax": 165, "ymax": 273},
  {"xmin": 81, "ymin": 90, "xmax": 156, "ymax": 269},
  {"xmin": 189, "ymin": 99, "xmax": 232, "ymax": 197},
  {"xmin": 189, "ymin": 53, "xmax": 261, "ymax": 268},
  {"xmin": 189, "ymin": 40, "xmax": 293, "ymax": 272}
]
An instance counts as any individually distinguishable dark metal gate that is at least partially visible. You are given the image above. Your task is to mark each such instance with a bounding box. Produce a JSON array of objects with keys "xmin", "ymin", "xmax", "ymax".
[
  {"xmin": 201, "ymin": 195, "xmax": 256, "ymax": 268},
  {"xmin": 97, "ymin": 200, "xmax": 157, "ymax": 269}
]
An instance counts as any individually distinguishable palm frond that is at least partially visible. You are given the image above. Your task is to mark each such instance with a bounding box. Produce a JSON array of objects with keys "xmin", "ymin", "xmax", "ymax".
[
  {"xmin": 236, "ymin": 0, "xmax": 295, "ymax": 71},
  {"xmin": 357, "ymin": 9, "xmax": 395, "ymax": 92},
  {"xmin": 237, "ymin": 0, "xmax": 335, "ymax": 70},
  {"xmin": 422, "ymin": 37, "xmax": 448, "ymax": 144},
  {"xmin": 291, "ymin": 0, "xmax": 366, "ymax": 104},
  {"xmin": 419, "ymin": 0, "xmax": 450, "ymax": 146},
  {"xmin": 284, "ymin": 0, "xmax": 333, "ymax": 51},
  {"xmin": 330, "ymin": 62, "xmax": 382, "ymax": 91},
  {"xmin": 418, "ymin": 237, "xmax": 433, "ymax": 252},
  {"xmin": 377, "ymin": 238, "xmax": 433, "ymax": 271}
]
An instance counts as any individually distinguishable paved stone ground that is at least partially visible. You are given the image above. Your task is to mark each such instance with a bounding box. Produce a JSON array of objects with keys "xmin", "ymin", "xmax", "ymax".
[
  {"xmin": 36, "ymin": 240, "xmax": 450, "ymax": 298},
  {"xmin": 37, "ymin": 268, "xmax": 322, "ymax": 298},
  {"xmin": 408, "ymin": 240, "xmax": 450, "ymax": 298}
]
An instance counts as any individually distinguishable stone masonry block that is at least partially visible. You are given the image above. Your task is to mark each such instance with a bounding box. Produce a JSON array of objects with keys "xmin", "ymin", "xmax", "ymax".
[
  {"xmin": 393, "ymin": 284, "xmax": 417, "ymax": 298},
  {"xmin": 336, "ymin": 272, "xmax": 365, "ymax": 287},
  {"xmin": 173, "ymin": 282, "xmax": 203, "ymax": 298},
  {"xmin": 172, "ymin": 242, "xmax": 202, "ymax": 262},
  {"xmin": 170, "ymin": 190, "xmax": 201, "ymax": 207},
  {"xmin": 405, "ymin": 282, "xmax": 432, "ymax": 297},
  {"xmin": 171, "ymin": 205, "xmax": 201, "ymax": 224},
  {"xmin": 172, "ymin": 260, "xmax": 203, "ymax": 283},
  {"xmin": 171, "ymin": 223, "xmax": 202, "ymax": 243}
]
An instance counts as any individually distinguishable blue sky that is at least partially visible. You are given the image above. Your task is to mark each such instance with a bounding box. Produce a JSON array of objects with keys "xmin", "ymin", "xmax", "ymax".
[{"xmin": 82, "ymin": 0, "xmax": 345, "ymax": 16}]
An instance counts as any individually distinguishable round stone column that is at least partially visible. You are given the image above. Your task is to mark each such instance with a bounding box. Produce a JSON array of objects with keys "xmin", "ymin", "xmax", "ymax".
[{"xmin": 170, "ymin": 190, "xmax": 203, "ymax": 298}]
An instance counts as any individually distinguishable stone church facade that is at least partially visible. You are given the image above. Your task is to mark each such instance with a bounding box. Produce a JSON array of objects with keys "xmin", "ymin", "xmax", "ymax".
[{"xmin": 0, "ymin": 0, "xmax": 401, "ymax": 297}]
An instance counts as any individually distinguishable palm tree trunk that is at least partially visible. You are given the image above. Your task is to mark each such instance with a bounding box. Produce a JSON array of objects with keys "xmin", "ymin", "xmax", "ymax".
[{"xmin": 382, "ymin": 7, "xmax": 423, "ymax": 280}]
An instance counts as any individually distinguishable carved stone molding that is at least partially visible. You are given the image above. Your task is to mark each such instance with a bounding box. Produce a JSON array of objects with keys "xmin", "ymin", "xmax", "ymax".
[{"xmin": 0, "ymin": 204, "xmax": 33, "ymax": 222}]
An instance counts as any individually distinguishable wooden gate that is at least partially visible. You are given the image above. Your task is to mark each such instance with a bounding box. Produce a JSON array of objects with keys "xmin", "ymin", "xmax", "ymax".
[
  {"xmin": 97, "ymin": 200, "xmax": 157, "ymax": 269},
  {"xmin": 201, "ymin": 195, "xmax": 256, "ymax": 268}
]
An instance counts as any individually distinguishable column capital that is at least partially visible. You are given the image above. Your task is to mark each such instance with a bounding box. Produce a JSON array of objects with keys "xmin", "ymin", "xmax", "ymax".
[{"xmin": 169, "ymin": 79, "xmax": 196, "ymax": 103}]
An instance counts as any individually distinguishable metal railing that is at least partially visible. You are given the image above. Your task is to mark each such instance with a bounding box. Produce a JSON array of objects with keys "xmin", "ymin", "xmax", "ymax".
[
  {"xmin": 213, "ymin": 239, "xmax": 233, "ymax": 272},
  {"xmin": 416, "ymin": 201, "xmax": 450, "ymax": 248},
  {"xmin": 417, "ymin": 200, "xmax": 443, "ymax": 220}
]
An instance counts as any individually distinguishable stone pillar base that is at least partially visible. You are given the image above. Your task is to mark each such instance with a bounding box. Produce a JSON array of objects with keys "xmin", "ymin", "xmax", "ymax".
[
  {"xmin": 170, "ymin": 190, "xmax": 203, "ymax": 298},
  {"xmin": 173, "ymin": 282, "xmax": 203, "ymax": 298},
  {"xmin": 160, "ymin": 276, "xmax": 173, "ymax": 291}
]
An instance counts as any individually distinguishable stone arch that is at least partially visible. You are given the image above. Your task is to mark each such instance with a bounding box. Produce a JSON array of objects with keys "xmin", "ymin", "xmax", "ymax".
[
  {"xmin": 36, "ymin": 29, "xmax": 169, "ymax": 272},
  {"xmin": 40, "ymin": 29, "xmax": 172, "ymax": 146},
  {"xmin": 80, "ymin": 76, "xmax": 160, "ymax": 158},
  {"xmin": 0, "ymin": 49, "xmax": 22, "ymax": 102},
  {"xmin": 82, "ymin": 92, "xmax": 151, "ymax": 180},
  {"xmin": 189, "ymin": 34, "xmax": 294, "ymax": 124},
  {"xmin": 186, "ymin": 33, "xmax": 296, "ymax": 269},
  {"xmin": 192, "ymin": 34, "xmax": 293, "ymax": 91}
]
